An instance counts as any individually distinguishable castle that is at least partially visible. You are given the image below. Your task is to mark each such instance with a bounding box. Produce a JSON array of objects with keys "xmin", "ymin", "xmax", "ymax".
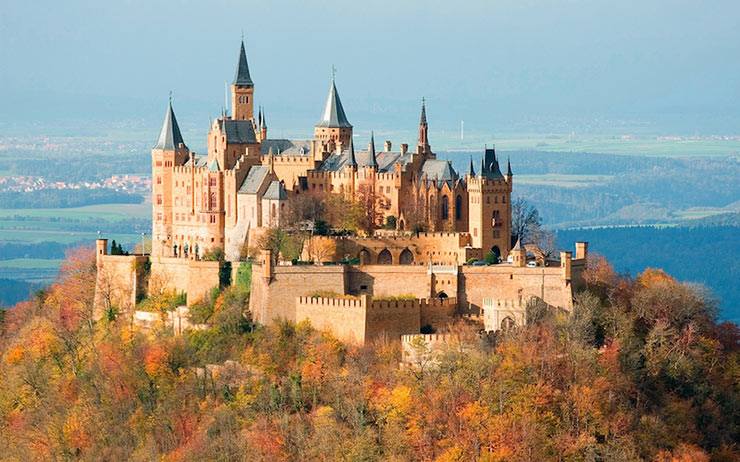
[{"xmin": 95, "ymin": 40, "xmax": 589, "ymax": 345}]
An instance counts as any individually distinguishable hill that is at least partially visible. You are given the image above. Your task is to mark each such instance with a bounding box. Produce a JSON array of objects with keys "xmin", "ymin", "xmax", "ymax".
[{"xmin": 1, "ymin": 249, "xmax": 739, "ymax": 461}]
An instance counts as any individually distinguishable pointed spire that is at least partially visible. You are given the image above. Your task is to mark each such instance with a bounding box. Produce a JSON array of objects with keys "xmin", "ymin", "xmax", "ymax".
[
  {"xmin": 258, "ymin": 106, "xmax": 262, "ymax": 127},
  {"xmin": 480, "ymin": 155, "xmax": 486, "ymax": 177},
  {"xmin": 420, "ymin": 97, "xmax": 427, "ymax": 126},
  {"xmin": 316, "ymin": 70, "xmax": 352, "ymax": 128},
  {"xmin": 153, "ymin": 98, "xmax": 187, "ymax": 150},
  {"xmin": 233, "ymin": 40, "xmax": 254, "ymax": 87},
  {"xmin": 506, "ymin": 156, "xmax": 513, "ymax": 176},
  {"xmin": 512, "ymin": 236, "xmax": 523, "ymax": 251},
  {"xmin": 346, "ymin": 138, "xmax": 357, "ymax": 168},
  {"xmin": 261, "ymin": 107, "xmax": 267, "ymax": 129},
  {"xmin": 366, "ymin": 131, "xmax": 378, "ymax": 168},
  {"xmin": 468, "ymin": 155, "xmax": 476, "ymax": 176}
]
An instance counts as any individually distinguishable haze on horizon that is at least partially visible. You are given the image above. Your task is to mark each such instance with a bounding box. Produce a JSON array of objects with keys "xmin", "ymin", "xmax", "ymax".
[{"xmin": 1, "ymin": 0, "xmax": 739, "ymax": 138}]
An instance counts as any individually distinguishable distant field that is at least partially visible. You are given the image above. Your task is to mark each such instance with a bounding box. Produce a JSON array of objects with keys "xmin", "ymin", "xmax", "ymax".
[
  {"xmin": 0, "ymin": 229, "xmax": 140, "ymax": 244},
  {"xmin": 0, "ymin": 201, "xmax": 151, "ymax": 221},
  {"xmin": 0, "ymin": 258, "xmax": 62, "ymax": 269},
  {"xmin": 516, "ymin": 174, "xmax": 613, "ymax": 187},
  {"xmin": 440, "ymin": 133, "xmax": 740, "ymax": 157}
]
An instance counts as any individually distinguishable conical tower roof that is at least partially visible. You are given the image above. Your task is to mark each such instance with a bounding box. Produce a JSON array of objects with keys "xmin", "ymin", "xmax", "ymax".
[
  {"xmin": 153, "ymin": 100, "xmax": 187, "ymax": 150},
  {"xmin": 233, "ymin": 40, "xmax": 254, "ymax": 87},
  {"xmin": 512, "ymin": 236, "xmax": 523, "ymax": 251},
  {"xmin": 346, "ymin": 138, "xmax": 357, "ymax": 167},
  {"xmin": 366, "ymin": 132, "xmax": 378, "ymax": 168},
  {"xmin": 316, "ymin": 73, "xmax": 352, "ymax": 128},
  {"xmin": 420, "ymin": 97, "xmax": 427, "ymax": 126},
  {"xmin": 507, "ymin": 156, "xmax": 513, "ymax": 176},
  {"xmin": 468, "ymin": 155, "xmax": 476, "ymax": 176}
]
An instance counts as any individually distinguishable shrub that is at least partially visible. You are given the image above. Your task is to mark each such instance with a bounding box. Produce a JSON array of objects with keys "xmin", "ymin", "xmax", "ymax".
[
  {"xmin": 202, "ymin": 247, "xmax": 225, "ymax": 261},
  {"xmin": 466, "ymin": 258, "xmax": 477, "ymax": 265},
  {"xmin": 484, "ymin": 253, "xmax": 497, "ymax": 265},
  {"xmin": 235, "ymin": 262, "xmax": 252, "ymax": 289}
]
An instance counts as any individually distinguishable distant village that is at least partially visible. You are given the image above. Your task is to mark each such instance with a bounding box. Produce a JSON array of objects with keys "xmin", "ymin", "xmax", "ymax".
[{"xmin": 0, "ymin": 174, "xmax": 151, "ymax": 195}]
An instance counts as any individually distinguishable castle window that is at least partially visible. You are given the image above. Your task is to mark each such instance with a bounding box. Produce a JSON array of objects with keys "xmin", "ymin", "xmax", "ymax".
[
  {"xmin": 210, "ymin": 178, "xmax": 216, "ymax": 187},
  {"xmin": 493, "ymin": 230, "xmax": 500, "ymax": 238},
  {"xmin": 210, "ymin": 192, "xmax": 217, "ymax": 209},
  {"xmin": 441, "ymin": 196, "xmax": 449, "ymax": 220},
  {"xmin": 156, "ymin": 176, "xmax": 161, "ymax": 184},
  {"xmin": 455, "ymin": 195, "xmax": 462, "ymax": 220},
  {"xmin": 209, "ymin": 215, "xmax": 216, "ymax": 224},
  {"xmin": 156, "ymin": 213, "xmax": 162, "ymax": 221},
  {"xmin": 473, "ymin": 228, "xmax": 477, "ymax": 237},
  {"xmin": 156, "ymin": 195, "xmax": 162, "ymax": 205}
]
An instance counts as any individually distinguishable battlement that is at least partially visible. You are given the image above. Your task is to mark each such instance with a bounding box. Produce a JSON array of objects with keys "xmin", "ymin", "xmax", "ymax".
[{"xmin": 262, "ymin": 154, "xmax": 313, "ymax": 164}]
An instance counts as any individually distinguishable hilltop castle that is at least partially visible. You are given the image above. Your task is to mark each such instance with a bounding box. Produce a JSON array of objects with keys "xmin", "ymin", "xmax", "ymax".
[
  {"xmin": 95, "ymin": 40, "xmax": 589, "ymax": 345},
  {"xmin": 151, "ymin": 40, "xmax": 512, "ymax": 262}
]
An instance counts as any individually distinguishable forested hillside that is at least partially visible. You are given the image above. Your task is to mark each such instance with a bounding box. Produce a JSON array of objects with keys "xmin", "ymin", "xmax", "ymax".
[
  {"xmin": 1, "ymin": 249, "xmax": 739, "ymax": 461},
  {"xmin": 558, "ymin": 220, "xmax": 740, "ymax": 322}
]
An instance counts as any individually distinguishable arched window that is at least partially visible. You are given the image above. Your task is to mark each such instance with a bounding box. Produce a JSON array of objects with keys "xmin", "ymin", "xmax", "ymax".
[
  {"xmin": 455, "ymin": 195, "xmax": 462, "ymax": 220},
  {"xmin": 501, "ymin": 316, "xmax": 516, "ymax": 331},
  {"xmin": 378, "ymin": 249, "xmax": 392, "ymax": 264},
  {"xmin": 441, "ymin": 196, "xmax": 449, "ymax": 220},
  {"xmin": 209, "ymin": 192, "xmax": 217, "ymax": 209},
  {"xmin": 399, "ymin": 248, "xmax": 414, "ymax": 265}
]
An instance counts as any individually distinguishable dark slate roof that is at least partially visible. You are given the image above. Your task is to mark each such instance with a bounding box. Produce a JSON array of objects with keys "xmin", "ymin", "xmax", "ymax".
[
  {"xmin": 263, "ymin": 180, "xmax": 288, "ymax": 200},
  {"xmin": 419, "ymin": 159, "xmax": 459, "ymax": 187},
  {"xmin": 220, "ymin": 119, "xmax": 257, "ymax": 144},
  {"xmin": 153, "ymin": 102, "xmax": 187, "ymax": 150},
  {"xmin": 317, "ymin": 148, "xmax": 414, "ymax": 173},
  {"xmin": 187, "ymin": 154, "xmax": 209, "ymax": 168},
  {"xmin": 365, "ymin": 133, "xmax": 378, "ymax": 168},
  {"xmin": 316, "ymin": 78, "xmax": 352, "ymax": 128},
  {"xmin": 506, "ymin": 156, "xmax": 513, "ymax": 176},
  {"xmin": 232, "ymin": 41, "xmax": 254, "ymax": 87},
  {"xmin": 468, "ymin": 155, "xmax": 476, "ymax": 176},
  {"xmin": 420, "ymin": 98, "xmax": 427, "ymax": 126},
  {"xmin": 238, "ymin": 166, "xmax": 270, "ymax": 194},
  {"xmin": 346, "ymin": 139, "xmax": 357, "ymax": 167},
  {"xmin": 260, "ymin": 139, "xmax": 312, "ymax": 156}
]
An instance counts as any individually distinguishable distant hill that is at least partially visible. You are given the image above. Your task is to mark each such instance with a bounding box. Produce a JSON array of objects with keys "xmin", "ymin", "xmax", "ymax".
[
  {"xmin": 558, "ymin": 221, "xmax": 740, "ymax": 322},
  {"xmin": 0, "ymin": 278, "xmax": 36, "ymax": 307}
]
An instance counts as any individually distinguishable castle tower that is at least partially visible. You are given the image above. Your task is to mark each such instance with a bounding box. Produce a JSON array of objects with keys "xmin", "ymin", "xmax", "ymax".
[
  {"xmin": 417, "ymin": 98, "xmax": 431, "ymax": 155},
  {"xmin": 365, "ymin": 132, "xmax": 378, "ymax": 169},
  {"xmin": 259, "ymin": 106, "xmax": 268, "ymax": 140},
  {"xmin": 315, "ymin": 71, "xmax": 352, "ymax": 146},
  {"xmin": 511, "ymin": 237, "xmax": 526, "ymax": 267},
  {"xmin": 152, "ymin": 99, "xmax": 189, "ymax": 258},
  {"xmin": 467, "ymin": 147, "xmax": 512, "ymax": 259},
  {"xmin": 231, "ymin": 40, "xmax": 254, "ymax": 121}
]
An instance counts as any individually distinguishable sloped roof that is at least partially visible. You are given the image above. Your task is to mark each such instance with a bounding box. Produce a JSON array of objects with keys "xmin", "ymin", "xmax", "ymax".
[
  {"xmin": 365, "ymin": 133, "xmax": 378, "ymax": 168},
  {"xmin": 238, "ymin": 166, "xmax": 270, "ymax": 194},
  {"xmin": 263, "ymin": 180, "xmax": 288, "ymax": 200},
  {"xmin": 419, "ymin": 159, "xmax": 459, "ymax": 185},
  {"xmin": 153, "ymin": 102, "xmax": 187, "ymax": 150},
  {"xmin": 317, "ymin": 148, "xmax": 414, "ymax": 173},
  {"xmin": 220, "ymin": 119, "xmax": 257, "ymax": 144},
  {"xmin": 208, "ymin": 158, "xmax": 220, "ymax": 172},
  {"xmin": 261, "ymin": 139, "xmax": 313, "ymax": 156},
  {"xmin": 316, "ymin": 78, "xmax": 352, "ymax": 128},
  {"xmin": 233, "ymin": 41, "xmax": 254, "ymax": 87}
]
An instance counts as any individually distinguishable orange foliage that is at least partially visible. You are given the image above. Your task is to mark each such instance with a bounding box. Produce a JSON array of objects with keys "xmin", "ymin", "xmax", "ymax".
[
  {"xmin": 583, "ymin": 253, "xmax": 617, "ymax": 288},
  {"xmin": 655, "ymin": 443, "xmax": 710, "ymax": 462},
  {"xmin": 637, "ymin": 267, "xmax": 676, "ymax": 288},
  {"xmin": 144, "ymin": 344, "xmax": 170, "ymax": 378}
]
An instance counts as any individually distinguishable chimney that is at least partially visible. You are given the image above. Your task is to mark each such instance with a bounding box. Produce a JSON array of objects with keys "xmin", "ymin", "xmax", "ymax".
[
  {"xmin": 400, "ymin": 143, "xmax": 408, "ymax": 155},
  {"xmin": 384, "ymin": 140, "xmax": 392, "ymax": 151}
]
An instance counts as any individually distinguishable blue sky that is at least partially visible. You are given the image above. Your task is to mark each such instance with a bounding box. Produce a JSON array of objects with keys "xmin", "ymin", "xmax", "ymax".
[{"xmin": 1, "ymin": 0, "xmax": 738, "ymax": 135}]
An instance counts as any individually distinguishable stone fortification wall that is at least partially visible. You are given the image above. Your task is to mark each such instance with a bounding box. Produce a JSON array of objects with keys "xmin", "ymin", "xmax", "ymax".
[
  {"xmin": 482, "ymin": 297, "xmax": 531, "ymax": 331},
  {"xmin": 295, "ymin": 295, "xmax": 454, "ymax": 345},
  {"xmin": 132, "ymin": 306, "xmax": 206, "ymax": 334},
  {"xmin": 306, "ymin": 232, "xmax": 473, "ymax": 265},
  {"xmin": 149, "ymin": 257, "xmax": 222, "ymax": 305},
  {"xmin": 401, "ymin": 333, "xmax": 478, "ymax": 365},
  {"xmin": 295, "ymin": 296, "xmax": 368, "ymax": 344},
  {"xmin": 250, "ymin": 263, "xmax": 347, "ymax": 325},
  {"xmin": 95, "ymin": 254, "xmax": 149, "ymax": 317},
  {"xmin": 347, "ymin": 265, "xmax": 432, "ymax": 298},
  {"xmin": 459, "ymin": 265, "xmax": 573, "ymax": 313}
]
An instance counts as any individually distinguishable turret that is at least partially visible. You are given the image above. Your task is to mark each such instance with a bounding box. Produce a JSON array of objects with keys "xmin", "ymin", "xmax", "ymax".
[
  {"xmin": 315, "ymin": 70, "xmax": 352, "ymax": 146},
  {"xmin": 365, "ymin": 131, "xmax": 378, "ymax": 169},
  {"xmin": 231, "ymin": 40, "xmax": 255, "ymax": 121},
  {"xmin": 505, "ymin": 156, "xmax": 512, "ymax": 183},
  {"xmin": 417, "ymin": 97, "xmax": 430, "ymax": 155}
]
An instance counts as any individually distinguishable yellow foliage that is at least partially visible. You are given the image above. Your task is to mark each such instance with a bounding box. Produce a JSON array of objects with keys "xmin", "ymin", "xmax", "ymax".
[
  {"xmin": 637, "ymin": 267, "xmax": 676, "ymax": 288},
  {"xmin": 5, "ymin": 345, "xmax": 24, "ymax": 364}
]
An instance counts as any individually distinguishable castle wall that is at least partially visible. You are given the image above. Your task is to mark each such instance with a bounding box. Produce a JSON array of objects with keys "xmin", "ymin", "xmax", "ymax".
[
  {"xmin": 364, "ymin": 298, "xmax": 421, "ymax": 343},
  {"xmin": 95, "ymin": 254, "xmax": 148, "ymax": 317},
  {"xmin": 149, "ymin": 256, "xmax": 222, "ymax": 305},
  {"xmin": 295, "ymin": 296, "xmax": 367, "ymax": 344},
  {"xmin": 250, "ymin": 264, "xmax": 347, "ymax": 324},
  {"xmin": 419, "ymin": 297, "xmax": 458, "ymax": 330},
  {"xmin": 347, "ymin": 265, "xmax": 432, "ymax": 298},
  {"xmin": 459, "ymin": 266, "xmax": 573, "ymax": 313}
]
